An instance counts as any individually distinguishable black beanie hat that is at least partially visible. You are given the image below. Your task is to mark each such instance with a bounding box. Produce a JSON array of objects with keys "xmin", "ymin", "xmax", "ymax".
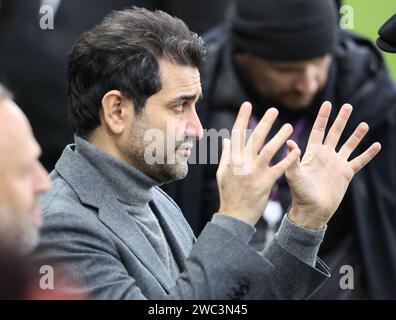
[
  {"xmin": 231, "ymin": 0, "xmax": 339, "ymax": 61},
  {"xmin": 377, "ymin": 13, "xmax": 396, "ymax": 53}
]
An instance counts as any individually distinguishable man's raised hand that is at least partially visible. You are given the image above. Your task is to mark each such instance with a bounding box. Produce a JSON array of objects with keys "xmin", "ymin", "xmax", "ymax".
[
  {"xmin": 286, "ymin": 101, "xmax": 381, "ymax": 229},
  {"xmin": 216, "ymin": 102, "xmax": 301, "ymax": 226}
]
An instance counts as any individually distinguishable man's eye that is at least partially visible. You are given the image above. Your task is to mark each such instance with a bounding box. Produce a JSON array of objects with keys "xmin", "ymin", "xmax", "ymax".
[
  {"xmin": 277, "ymin": 68, "xmax": 297, "ymax": 73},
  {"xmin": 174, "ymin": 103, "xmax": 185, "ymax": 112}
]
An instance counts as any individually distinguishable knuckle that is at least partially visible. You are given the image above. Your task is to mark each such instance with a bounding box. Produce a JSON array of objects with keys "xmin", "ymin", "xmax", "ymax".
[{"xmin": 263, "ymin": 146, "xmax": 275, "ymax": 157}]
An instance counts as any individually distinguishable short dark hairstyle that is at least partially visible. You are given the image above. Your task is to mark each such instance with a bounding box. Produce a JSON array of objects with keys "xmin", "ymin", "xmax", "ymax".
[{"xmin": 67, "ymin": 7, "xmax": 206, "ymax": 137}]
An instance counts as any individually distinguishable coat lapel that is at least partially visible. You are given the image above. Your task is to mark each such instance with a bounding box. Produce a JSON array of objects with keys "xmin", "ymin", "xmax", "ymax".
[
  {"xmin": 149, "ymin": 200, "xmax": 189, "ymax": 271},
  {"xmin": 97, "ymin": 202, "xmax": 175, "ymax": 293},
  {"xmin": 55, "ymin": 145, "xmax": 175, "ymax": 293}
]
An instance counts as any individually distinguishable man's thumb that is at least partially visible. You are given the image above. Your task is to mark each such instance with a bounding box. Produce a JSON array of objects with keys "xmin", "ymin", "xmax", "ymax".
[{"xmin": 286, "ymin": 140, "xmax": 300, "ymax": 177}]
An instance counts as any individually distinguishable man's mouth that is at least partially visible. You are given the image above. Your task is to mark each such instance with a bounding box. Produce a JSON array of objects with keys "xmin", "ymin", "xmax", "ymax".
[{"xmin": 176, "ymin": 143, "xmax": 193, "ymax": 157}]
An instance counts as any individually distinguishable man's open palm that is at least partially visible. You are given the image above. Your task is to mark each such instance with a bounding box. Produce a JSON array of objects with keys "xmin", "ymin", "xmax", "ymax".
[{"xmin": 286, "ymin": 101, "xmax": 381, "ymax": 229}]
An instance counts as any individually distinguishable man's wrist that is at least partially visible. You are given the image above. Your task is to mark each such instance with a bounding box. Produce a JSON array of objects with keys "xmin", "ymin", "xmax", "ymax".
[
  {"xmin": 212, "ymin": 213, "xmax": 256, "ymax": 244},
  {"xmin": 287, "ymin": 207, "xmax": 327, "ymax": 230},
  {"xmin": 218, "ymin": 206, "xmax": 257, "ymax": 226},
  {"xmin": 274, "ymin": 214, "xmax": 326, "ymax": 267}
]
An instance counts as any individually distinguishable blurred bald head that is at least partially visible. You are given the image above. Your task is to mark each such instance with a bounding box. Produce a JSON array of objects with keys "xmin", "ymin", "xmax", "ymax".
[{"xmin": 0, "ymin": 84, "xmax": 51, "ymax": 254}]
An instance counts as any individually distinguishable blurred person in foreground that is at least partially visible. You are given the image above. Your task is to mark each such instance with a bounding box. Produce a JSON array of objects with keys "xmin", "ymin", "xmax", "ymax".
[
  {"xmin": 0, "ymin": 84, "xmax": 51, "ymax": 255},
  {"xmin": 0, "ymin": 84, "xmax": 83, "ymax": 299}
]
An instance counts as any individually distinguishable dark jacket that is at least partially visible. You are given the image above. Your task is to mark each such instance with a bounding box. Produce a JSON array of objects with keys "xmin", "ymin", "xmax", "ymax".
[{"xmin": 199, "ymin": 25, "xmax": 396, "ymax": 299}]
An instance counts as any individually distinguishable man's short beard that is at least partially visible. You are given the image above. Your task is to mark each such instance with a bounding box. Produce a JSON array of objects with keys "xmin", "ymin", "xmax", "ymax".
[
  {"xmin": 123, "ymin": 122, "xmax": 192, "ymax": 184},
  {"xmin": 0, "ymin": 205, "xmax": 40, "ymax": 255},
  {"xmin": 124, "ymin": 144, "xmax": 189, "ymax": 184},
  {"xmin": 153, "ymin": 161, "xmax": 189, "ymax": 183},
  {"xmin": 16, "ymin": 225, "xmax": 40, "ymax": 255}
]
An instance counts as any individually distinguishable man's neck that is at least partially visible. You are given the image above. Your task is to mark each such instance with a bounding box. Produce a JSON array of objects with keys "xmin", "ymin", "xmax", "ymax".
[{"xmin": 87, "ymin": 129, "xmax": 128, "ymax": 165}]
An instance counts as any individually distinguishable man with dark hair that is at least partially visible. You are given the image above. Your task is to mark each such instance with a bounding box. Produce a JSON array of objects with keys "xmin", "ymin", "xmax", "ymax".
[
  {"xmin": 200, "ymin": 0, "xmax": 396, "ymax": 299},
  {"xmin": 35, "ymin": 7, "xmax": 380, "ymax": 299},
  {"xmin": 0, "ymin": 0, "xmax": 232, "ymax": 172}
]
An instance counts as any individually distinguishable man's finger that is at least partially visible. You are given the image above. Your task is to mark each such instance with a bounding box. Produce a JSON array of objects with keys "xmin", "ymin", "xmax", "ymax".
[
  {"xmin": 307, "ymin": 101, "xmax": 332, "ymax": 146},
  {"xmin": 247, "ymin": 108, "xmax": 279, "ymax": 155},
  {"xmin": 349, "ymin": 142, "xmax": 381, "ymax": 173},
  {"xmin": 271, "ymin": 146, "xmax": 301, "ymax": 180},
  {"xmin": 324, "ymin": 104, "xmax": 353, "ymax": 149},
  {"xmin": 284, "ymin": 140, "xmax": 301, "ymax": 178},
  {"xmin": 231, "ymin": 102, "xmax": 252, "ymax": 160},
  {"xmin": 218, "ymin": 138, "xmax": 231, "ymax": 173},
  {"xmin": 258, "ymin": 123, "xmax": 293, "ymax": 164},
  {"xmin": 338, "ymin": 122, "xmax": 369, "ymax": 159}
]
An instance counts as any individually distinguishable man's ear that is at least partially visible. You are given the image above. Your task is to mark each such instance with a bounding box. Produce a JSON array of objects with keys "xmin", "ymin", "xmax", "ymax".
[{"xmin": 101, "ymin": 90, "xmax": 132, "ymax": 135}]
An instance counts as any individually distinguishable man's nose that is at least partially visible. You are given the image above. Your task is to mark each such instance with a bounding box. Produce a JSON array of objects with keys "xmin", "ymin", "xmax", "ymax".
[
  {"xmin": 185, "ymin": 108, "xmax": 204, "ymax": 140},
  {"xmin": 34, "ymin": 162, "xmax": 51, "ymax": 195},
  {"xmin": 294, "ymin": 66, "xmax": 319, "ymax": 94}
]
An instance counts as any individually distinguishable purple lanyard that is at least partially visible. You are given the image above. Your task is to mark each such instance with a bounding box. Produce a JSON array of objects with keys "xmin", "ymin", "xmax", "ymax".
[{"xmin": 248, "ymin": 113, "xmax": 307, "ymax": 201}]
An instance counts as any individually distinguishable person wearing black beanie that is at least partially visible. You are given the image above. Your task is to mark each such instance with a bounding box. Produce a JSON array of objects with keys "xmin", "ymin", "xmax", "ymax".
[
  {"xmin": 199, "ymin": 0, "xmax": 396, "ymax": 299},
  {"xmin": 231, "ymin": 0, "xmax": 339, "ymax": 62},
  {"xmin": 229, "ymin": 0, "xmax": 339, "ymax": 111},
  {"xmin": 377, "ymin": 13, "xmax": 396, "ymax": 53}
]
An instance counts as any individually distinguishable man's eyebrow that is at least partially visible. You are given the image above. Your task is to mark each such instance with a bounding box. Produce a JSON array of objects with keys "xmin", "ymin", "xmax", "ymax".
[{"xmin": 169, "ymin": 93, "xmax": 203, "ymax": 105}]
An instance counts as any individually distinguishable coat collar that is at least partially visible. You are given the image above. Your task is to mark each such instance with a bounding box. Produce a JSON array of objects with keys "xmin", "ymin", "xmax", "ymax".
[{"xmin": 74, "ymin": 136, "xmax": 161, "ymax": 206}]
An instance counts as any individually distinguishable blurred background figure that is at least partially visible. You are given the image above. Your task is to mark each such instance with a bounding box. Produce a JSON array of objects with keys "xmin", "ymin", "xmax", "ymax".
[
  {"xmin": 198, "ymin": 0, "xmax": 396, "ymax": 299},
  {"xmin": 377, "ymin": 13, "xmax": 396, "ymax": 53}
]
